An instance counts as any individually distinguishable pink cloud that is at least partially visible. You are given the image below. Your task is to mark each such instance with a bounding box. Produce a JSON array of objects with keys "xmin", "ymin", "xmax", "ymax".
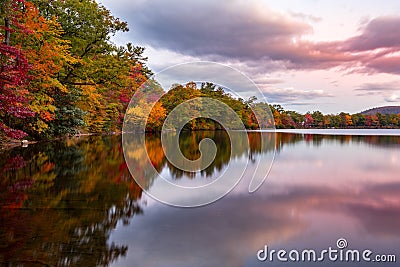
[
  {"xmin": 114, "ymin": 0, "xmax": 400, "ymax": 75},
  {"xmin": 342, "ymin": 17, "xmax": 400, "ymax": 52},
  {"xmin": 364, "ymin": 55, "xmax": 400, "ymax": 74}
]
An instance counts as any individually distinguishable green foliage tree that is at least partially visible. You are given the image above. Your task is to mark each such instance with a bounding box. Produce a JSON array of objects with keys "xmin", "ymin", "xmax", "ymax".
[
  {"xmin": 376, "ymin": 113, "xmax": 387, "ymax": 127},
  {"xmin": 312, "ymin": 111, "xmax": 324, "ymax": 127}
]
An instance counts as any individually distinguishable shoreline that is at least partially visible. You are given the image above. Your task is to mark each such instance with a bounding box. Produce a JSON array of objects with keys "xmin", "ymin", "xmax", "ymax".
[
  {"xmin": 2, "ymin": 128, "xmax": 400, "ymax": 150},
  {"xmin": 256, "ymin": 128, "xmax": 400, "ymax": 136},
  {"xmin": 0, "ymin": 132, "xmax": 121, "ymax": 151}
]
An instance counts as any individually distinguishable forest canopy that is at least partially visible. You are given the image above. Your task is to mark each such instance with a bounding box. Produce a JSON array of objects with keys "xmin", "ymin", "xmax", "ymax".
[
  {"xmin": 145, "ymin": 82, "xmax": 400, "ymax": 131},
  {"xmin": 1, "ymin": 0, "xmax": 150, "ymax": 141}
]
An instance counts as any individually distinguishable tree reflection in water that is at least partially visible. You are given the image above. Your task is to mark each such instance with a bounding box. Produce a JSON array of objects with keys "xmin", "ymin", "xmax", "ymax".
[
  {"xmin": 1, "ymin": 132, "xmax": 399, "ymax": 266},
  {"xmin": 0, "ymin": 135, "xmax": 142, "ymax": 266}
]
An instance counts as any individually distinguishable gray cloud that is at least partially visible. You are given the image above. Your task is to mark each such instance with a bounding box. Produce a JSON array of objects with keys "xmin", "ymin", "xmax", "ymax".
[
  {"xmin": 283, "ymin": 102, "xmax": 315, "ymax": 106},
  {"xmin": 355, "ymin": 81, "xmax": 400, "ymax": 102},
  {"xmin": 105, "ymin": 0, "xmax": 400, "ymax": 75},
  {"xmin": 251, "ymin": 77, "xmax": 284, "ymax": 85},
  {"xmin": 121, "ymin": 0, "xmax": 311, "ymax": 61},
  {"xmin": 261, "ymin": 87, "xmax": 333, "ymax": 103},
  {"xmin": 355, "ymin": 81, "xmax": 400, "ymax": 92},
  {"xmin": 108, "ymin": 0, "xmax": 328, "ymax": 70}
]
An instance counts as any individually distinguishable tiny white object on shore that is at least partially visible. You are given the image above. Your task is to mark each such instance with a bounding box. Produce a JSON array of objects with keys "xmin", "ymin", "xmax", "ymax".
[{"xmin": 21, "ymin": 140, "xmax": 28, "ymax": 147}]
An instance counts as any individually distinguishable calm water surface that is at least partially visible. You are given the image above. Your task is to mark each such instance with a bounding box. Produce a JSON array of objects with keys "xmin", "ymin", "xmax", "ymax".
[{"xmin": 1, "ymin": 131, "xmax": 400, "ymax": 266}]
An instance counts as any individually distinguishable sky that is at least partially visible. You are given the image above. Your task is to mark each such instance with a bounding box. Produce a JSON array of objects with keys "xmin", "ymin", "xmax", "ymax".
[{"xmin": 99, "ymin": 0, "xmax": 400, "ymax": 114}]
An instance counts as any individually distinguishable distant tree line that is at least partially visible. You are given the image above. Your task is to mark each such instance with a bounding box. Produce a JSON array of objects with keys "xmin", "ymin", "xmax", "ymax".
[
  {"xmin": 270, "ymin": 104, "xmax": 400, "ymax": 129},
  {"xmin": 145, "ymin": 83, "xmax": 400, "ymax": 131}
]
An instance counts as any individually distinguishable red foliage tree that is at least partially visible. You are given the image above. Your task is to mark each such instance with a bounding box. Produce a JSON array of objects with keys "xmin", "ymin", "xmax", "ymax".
[
  {"xmin": 0, "ymin": 0, "xmax": 35, "ymax": 139},
  {"xmin": 304, "ymin": 113, "xmax": 314, "ymax": 128}
]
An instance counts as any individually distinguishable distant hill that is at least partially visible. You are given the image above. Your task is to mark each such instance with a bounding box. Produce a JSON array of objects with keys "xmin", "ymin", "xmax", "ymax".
[{"xmin": 361, "ymin": 106, "xmax": 400, "ymax": 115}]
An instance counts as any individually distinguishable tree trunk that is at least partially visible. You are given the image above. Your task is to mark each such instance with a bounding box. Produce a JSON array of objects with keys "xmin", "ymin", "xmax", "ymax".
[{"xmin": 4, "ymin": 17, "xmax": 10, "ymax": 45}]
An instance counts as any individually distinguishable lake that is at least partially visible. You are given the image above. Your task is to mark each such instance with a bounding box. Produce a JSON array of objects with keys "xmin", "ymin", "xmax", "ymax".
[{"xmin": 1, "ymin": 130, "xmax": 400, "ymax": 266}]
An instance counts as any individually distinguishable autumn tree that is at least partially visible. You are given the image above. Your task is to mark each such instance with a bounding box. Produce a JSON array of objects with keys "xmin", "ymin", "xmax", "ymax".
[
  {"xmin": 351, "ymin": 113, "xmax": 366, "ymax": 127},
  {"xmin": 31, "ymin": 0, "xmax": 151, "ymax": 135},
  {"xmin": 0, "ymin": 0, "xmax": 35, "ymax": 140},
  {"xmin": 312, "ymin": 111, "xmax": 324, "ymax": 127},
  {"xmin": 376, "ymin": 113, "xmax": 387, "ymax": 127},
  {"xmin": 339, "ymin": 112, "xmax": 353, "ymax": 127},
  {"xmin": 251, "ymin": 102, "xmax": 275, "ymax": 128},
  {"xmin": 15, "ymin": 2, "xmax": 78, "ymax": 137},
  {"xmin": 158, "ymin": 82, "xmax": 260, "ymax": 130},
  {"xmin": 304, "ymin": 113, "xmax": 314, "ymax": 127},
  {"xmin": 273, "ymin": 110, "xmax": 283, "ymax": 128}
]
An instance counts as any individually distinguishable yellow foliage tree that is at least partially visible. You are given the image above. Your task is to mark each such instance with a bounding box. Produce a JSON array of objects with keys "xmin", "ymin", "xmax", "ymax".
[{"xmin": 18, "ymin": 2, "xmax": 77, "ymax": 135}]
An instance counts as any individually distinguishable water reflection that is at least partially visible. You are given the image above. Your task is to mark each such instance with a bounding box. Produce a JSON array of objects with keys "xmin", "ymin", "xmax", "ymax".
[
  {"xmin": 124, "ymin": 131, "xmax": 275, "ymax": 183},
  {"xmin": 1, "ymin": 132, "xmax": 400, "ymax": 266},
  {"xmin": 0, "ymin": 136, "xmax": 142, "ymax": 266},
  {"xmin": 115, "ymin": 132, "xmax": 400, "ymax": 267}
]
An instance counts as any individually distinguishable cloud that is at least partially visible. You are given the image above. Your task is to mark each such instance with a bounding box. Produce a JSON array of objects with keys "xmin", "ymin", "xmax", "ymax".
[
  {"xmin": 289, "ymin": 11, "xmax": 322, "ymax": 23},
  {"xmin": 283, "ymin": 102, "xmax": 317, "ymax": 106},
  {"xmin": 121, "ymin": 0, "xmax": 312, "ymax": 60},
  {"xmin": 252, "ymin": 77, "xmax": 284, "ymax": 85},
  {"xmin": 385, "ymin": 94, "xmax": 400, "ymax": 102},
  {"xmin": 355, "ymin": 81, "xmax": 400, "ymax": 92},
  {"xmin": 355, "ymin": 81, "xmax": 400, "ymax": 102},
  {"xmin": 142, "ymin": 46, "xmax": 202, "ymax": 72},
  {"xmin": 331, "ymin": 16, "xmax": 400, "ymax": 74},
  {"xmin": 364, "ymin": 55, "xmax": 400, "ymax": 75},
  {"xmin": 111, "ymin": 0, "xmax": 322, "ymax": 69},
  {"xmin": 341, "ymin": 16, "xmax": 400, "ymax": 52},
  {"xmin": 260, "ymin": 86, "xmax": 333, "ymax": 103},
  {"xmin": 106, "ymin": 1, "xmax": 400, "ymax": 75}
]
